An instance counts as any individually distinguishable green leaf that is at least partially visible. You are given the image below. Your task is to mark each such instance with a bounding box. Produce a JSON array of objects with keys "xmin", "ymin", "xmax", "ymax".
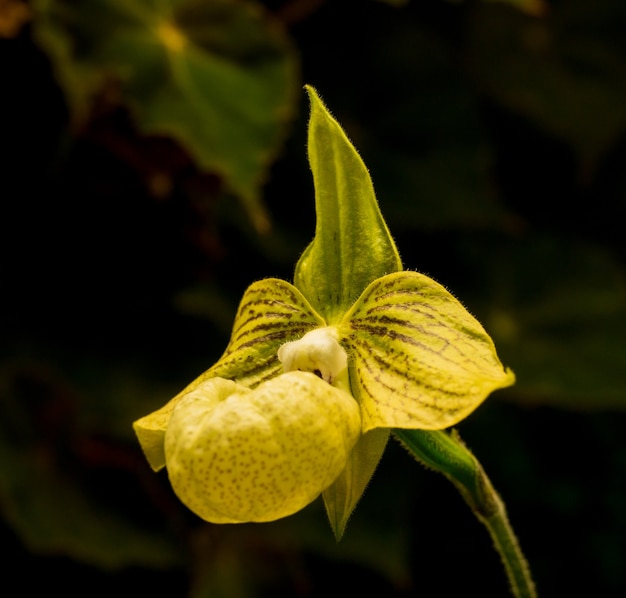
[
  {"xmin": 0, "ymin": 448, "xmax": 182, "ymax": 569},
  {"xmin": 484, "ymin": 237, "xmax": 626, "ymax": 409},
  {"xmin": 32, "ymin": 0, "xmax": 298, "ymax": 232},
  {"xmin": 294, "ymin": 86, "xmax": 402, "ymax": 324},
  {"xmin": 341, "ymin": 271, "xmax": 515, "ymax": 432},
  {"xmin": 134, "ymin": 278, "xmax": 323, "ymax": 470},
  {"xmin": 468, "ymin": 0, "xmax": 626, "ymax": 165},
  {"xmin": 0, "ymin": 362, "xmax": 182, "ymax": 570}
]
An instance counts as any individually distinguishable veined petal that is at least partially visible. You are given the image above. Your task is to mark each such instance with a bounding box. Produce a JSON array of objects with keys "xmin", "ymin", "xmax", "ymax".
[
  {"xmin": 164, "ymin": 372, "xmax": 361, "ymax": 523},
  {"xmin": 133, "ymin": 278, "xmax": 324, "ymax": 471},
  {"xmin": 210, "ymin": 278, "xmax": 325, "ymax": 388},
  {"xmin": 340, "ymin": 271, "xmax": 515, "ymax": 432}
]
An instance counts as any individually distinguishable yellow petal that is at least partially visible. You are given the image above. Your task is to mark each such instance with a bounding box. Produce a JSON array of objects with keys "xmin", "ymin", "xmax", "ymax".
[
  {"xmin": 211, "ymin": 278, "xmax": 325, "ymax": 388},
  {"xmin": 341, "ymin": 271, "xmax": 515, "ymax": 431},
  {"xmin": 164, "ymin": 372, "xmax": 361, "ymax": 523},
  {"xmin": 132, "ymin": 395, "xmax": 183, "ymax": 471},
  {"xmin": 133, "ymin": 278, "xmax": 324, "ymax": 470}
]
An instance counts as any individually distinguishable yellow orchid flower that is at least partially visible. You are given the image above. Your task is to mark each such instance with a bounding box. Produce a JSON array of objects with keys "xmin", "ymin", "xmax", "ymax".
[
  {"xmin": 133, "ymin": 87, "xmax": 521, "ymax": 578},
  {"xmin": 133, "ymin": 87, "xmax": 535, "ymax": 597}
]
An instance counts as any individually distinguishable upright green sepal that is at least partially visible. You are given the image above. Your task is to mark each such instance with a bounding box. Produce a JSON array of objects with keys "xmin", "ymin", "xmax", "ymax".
[{"xmin": 294, "ymin": 86, "xmax": 402, "ymax": 324}]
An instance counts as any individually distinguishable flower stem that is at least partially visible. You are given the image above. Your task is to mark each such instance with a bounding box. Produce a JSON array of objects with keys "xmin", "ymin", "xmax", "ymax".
[{"xmin": 394, "ymin": 428, "xmax": 536, "ymax": 598}]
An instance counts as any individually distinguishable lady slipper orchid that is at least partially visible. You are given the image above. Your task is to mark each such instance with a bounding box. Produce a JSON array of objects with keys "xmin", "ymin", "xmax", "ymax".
[{"xmin": 133, "ymin": 86, "xmax": 514, "ymax": 538}]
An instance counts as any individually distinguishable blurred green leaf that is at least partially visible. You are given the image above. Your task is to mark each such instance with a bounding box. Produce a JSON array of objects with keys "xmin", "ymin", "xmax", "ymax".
[
  {"xmin": 468, "ymin": 0, "xmax": 626, "ymax": 166},
  {"xmin": 32, "ymin": 0, "xmax": 299, "ymax": 232},
  {"xmin": 344, "ymin": 19, "xmax": 510, "ymax": 231},
  {"xmin": 484, "ymin": 237, "xmax": 626, "ymax": 409},
  {"xmin": 0, "ymin": 360, "xmax": 183, "ymax": 569},
  {"xmin": 186, "ymin": 482, "xmax": 412, "ymax": 596},
  {"xmin": 173, "ymin": 283, "xmax": 238, "ymax": 336}
]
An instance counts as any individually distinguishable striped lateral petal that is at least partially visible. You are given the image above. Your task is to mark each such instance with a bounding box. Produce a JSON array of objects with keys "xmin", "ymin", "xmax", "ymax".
[
  {"xmin": 133, "ymin": 278, "xmax": 324, "ymax": 471},
  {"xmin": 340, "ymin": 271, "xmax": 515, "ymax": 432},
  {"xmin": 210, "ymin": 278, "xmax": 326, "ymax": 388}
]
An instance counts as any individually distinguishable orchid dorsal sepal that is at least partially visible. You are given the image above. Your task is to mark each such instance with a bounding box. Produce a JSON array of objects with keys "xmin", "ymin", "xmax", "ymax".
[{"xmin": 294, "ymin": 86, "xmax": 402, "ymax": 323}]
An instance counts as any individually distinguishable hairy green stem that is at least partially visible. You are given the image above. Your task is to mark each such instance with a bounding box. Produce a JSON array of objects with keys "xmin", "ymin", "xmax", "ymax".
[{"xmin": 394, "ymin": 428, "xmax": 536, "ymax": 598}]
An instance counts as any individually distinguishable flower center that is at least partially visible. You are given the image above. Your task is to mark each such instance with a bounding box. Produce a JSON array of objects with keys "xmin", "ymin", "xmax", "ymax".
[{"xmin": 277, "ymin": 327, "xmax": 347, "ymax": 384}]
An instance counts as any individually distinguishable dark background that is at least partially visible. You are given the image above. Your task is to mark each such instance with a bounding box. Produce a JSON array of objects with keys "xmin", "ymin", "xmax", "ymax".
[{"xmin": 2, "ymin": 0, "xmax": 626, "ymax": 596}]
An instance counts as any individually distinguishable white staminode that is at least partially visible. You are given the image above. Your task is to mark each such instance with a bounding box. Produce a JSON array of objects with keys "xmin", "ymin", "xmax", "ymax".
[{"xmin": 278, "ymin": 327, "xmax": 347, "ymax": 384}]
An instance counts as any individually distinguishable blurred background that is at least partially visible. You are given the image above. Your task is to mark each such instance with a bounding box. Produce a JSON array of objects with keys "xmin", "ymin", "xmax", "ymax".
[{"xmin": 2, "ymin": 0, "xmax": 626, "ymax": 595}]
